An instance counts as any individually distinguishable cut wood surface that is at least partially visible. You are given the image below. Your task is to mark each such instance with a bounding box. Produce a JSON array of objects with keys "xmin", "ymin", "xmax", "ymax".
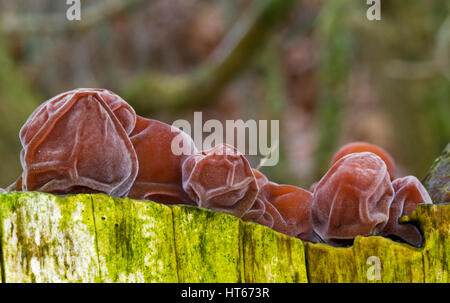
[{"xmin": 0, "ymin": 191, "xmax": 448, "ymax": 283}]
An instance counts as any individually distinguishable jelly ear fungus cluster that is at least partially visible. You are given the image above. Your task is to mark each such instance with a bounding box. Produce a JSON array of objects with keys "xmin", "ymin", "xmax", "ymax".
[
  {"xmin": 5, "ymin": 89, "xmax": 433, "ymax": 246},
  {"xmin": 13, "ymin": 89, "xmax": 196, "ymax": 205},
  {"xmin": 8, "ymin": 88, "xmax": 314, "ymax": 241},
  {"xmin": 311, "ymin": 142, "xmax": 433, "ymax": 247}
]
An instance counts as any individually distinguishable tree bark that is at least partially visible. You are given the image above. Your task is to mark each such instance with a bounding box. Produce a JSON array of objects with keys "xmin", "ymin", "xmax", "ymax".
[
  {"xmin": 423, "ymin": 143, "xmax": 450, "ymax": 204},
  {"xmin": 0, "ymin": 191, "xmax": 448, "ymax": 283}
]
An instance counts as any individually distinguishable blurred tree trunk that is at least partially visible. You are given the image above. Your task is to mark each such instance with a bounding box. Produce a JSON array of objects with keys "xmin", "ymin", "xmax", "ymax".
[
  {"xmin": 257, "ymin": 39, "xmax": 299, "ymax": 186},
  {"xmin": 0, "ymin": 29, "xmax": 39, "ymax": 187},
  {"xmin": 357, "ymin": 0, "xmax": 449, "ymax": 178},
  {"xmin": 314, "ymin": 1, "xmax": 356, "ymax": 179},
  {"xmin": 314, "ymin": 0, "xmax": 449, "ymax": 179}
]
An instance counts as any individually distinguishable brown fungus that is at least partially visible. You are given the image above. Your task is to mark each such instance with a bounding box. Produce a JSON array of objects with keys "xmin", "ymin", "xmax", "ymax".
[
  {"xmin": 19, "ymin": 89, "xmax": 138, "ymax": 197},
  {"xmin": 182, "ymin": 144, "xmax": 258, "ymax": 217},
  {"xmin": 243, "ymin": 169, "xmax": 313, "ymax": 241},
  {"xmin": 330, "ymin": 141, "xmax": 397, "ymax": 181},
  {"xmin": 312, "ymin": 152, "xmax": 394, "ymax": 245},
  {"xmin": 128, "ymin": 116, "xmax": 197, "ymax": 205},
  {"xmin": 241, "ymin": 169, "xmax": 270, "ymax": 223},
  {"xmin": 381, "ymin": 176, "xmax": 432, "ymax": 246},
  {"xmin": 261, "ymin": 183, "xmax": 313, "ymax": 240}
]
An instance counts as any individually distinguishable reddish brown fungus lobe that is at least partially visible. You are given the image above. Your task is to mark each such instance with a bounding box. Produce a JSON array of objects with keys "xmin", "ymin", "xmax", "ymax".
[
  {"xmin": 128, "ymin": 115, "xmax": 197, "ymax": 205},
  {"xmin": 381, "ymin": 176, "xmax": 432, "ymax": 246},
  {"xmin": 182, "ymin": 144, "xmax": 259, "ymax": 217},
  {"xmin": 19, "ymin": 89, "xmax": 138, "ymax": 197},
  {"xmin": 241, "ymin": 169, "xmax": 270, "ymax": 224},
  {"xmin": 261, "ymin": 183, "xmax": 312, "ymax": 240},
  {"xmin": 331, "ymin": 142, "xmax": 397, "ymax": 180},
  {"xmin": 8, "ymin": 88, "xmax": 433, "ymax": 247},
  {"xmin": 243, "ymin": 169, "xmax": 313, "ymax": 241},
  {"xmin": 312, "ymin": 152, "xmax": 394, "ymax": 245}
]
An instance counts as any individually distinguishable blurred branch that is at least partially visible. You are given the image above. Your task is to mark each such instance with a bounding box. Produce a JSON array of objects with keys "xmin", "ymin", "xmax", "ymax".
[
  {"xmin": 1, "ymin": 0, "xmax": 148, "ymax": 35},
  {"xmin": 120, "ymin": 0, "xmax": 296, "ymax": 113}
]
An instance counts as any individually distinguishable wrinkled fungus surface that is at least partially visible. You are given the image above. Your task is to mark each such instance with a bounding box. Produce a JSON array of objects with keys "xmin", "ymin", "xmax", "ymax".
[
  {"xmin": 242, "ymin": 169, "xmax": 313, "ymax": 241},
  {"xmin": 331, "ymin": 142, "xmax": 397, "ymax": 180},
  {"xmin": 94, "ymin": 88, "xmax": 137, "ymax": 135},
  {"xmin": 241, "ymin": 169, "xmax": 269, "ymax": 223},
  {"xmin": 381, "ymin": 176, "xmax": 432, "ymax": 246},
  {"xmin": 252, "ymin": 169, "xmax": 269, "ymax": 189},
  {"xmin": 309, "ymin": 181, "xmax": 318, "ymax": 193},
  {"xmin": 19, "ymin": 89, "xmax": 138, "ymax": 197},
  {"xmin": 128, "ymin": 116, "xmax": 197, "ymax": 205},
  {"xmin": 312, "ymin": 152, "xmax": 394, "ymax": 245},
  {"xmin": 6, "ymin": 89, "xmax": 435, "ymax": 245},
  {"xmin": 261, "ymin": 183, "xmax": 312, "ymax": 240},
  {"xmin": 182, "ymin": 144, "xmax": 258, "ymax": 217}
]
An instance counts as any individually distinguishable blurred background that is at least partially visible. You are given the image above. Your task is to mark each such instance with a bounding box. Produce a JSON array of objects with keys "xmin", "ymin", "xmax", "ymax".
[{"xmin": 0, "ymin": 0, "xmax": 448, "ymax": 189}]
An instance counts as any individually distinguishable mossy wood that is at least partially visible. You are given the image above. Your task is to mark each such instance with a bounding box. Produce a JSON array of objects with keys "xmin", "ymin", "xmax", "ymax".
[
  {"xmin": 423, "ymin": 143, "xmax": 450, "ymax": 204},
  {"xmin": 0, "ymin": 192, "xmax": 448, "ymax": 283}
]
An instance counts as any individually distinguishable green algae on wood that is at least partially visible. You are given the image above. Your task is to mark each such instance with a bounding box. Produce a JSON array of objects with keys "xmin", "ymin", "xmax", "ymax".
[
  {"xmin": 0, "ymin": 192, "xmax": 99, "ymax": 282},
  {"xmin": 416, "ymin": 203, "xmax": 450, "ymax": 282},
  {"xmin": 171, "ymin": 205, "xmax": 243, "ymax": 283},
  {"xmin": 306, "ymin": 236, "xmax": 424, "ymax": 283},
  {"xmin": 305, "ymin": 242, "xmax": 357, "ymax": 283},
  {"xmin": 423, "ymin": 143, "xmax": 450, "ymax": 204},
  {"xmin": 91, "ymin": 194, "xmax": 178, "ymax": 283},
  {"xmin": 243, "ymin": 221, "xmax": 307, "ymax": 283},
  {"xmin": 352, "ymin": 236, "xmax": 424, "ymax": 283},
  {"xmin": 0, "ymin": 192, "xmax": 449, "ymax": 283}
]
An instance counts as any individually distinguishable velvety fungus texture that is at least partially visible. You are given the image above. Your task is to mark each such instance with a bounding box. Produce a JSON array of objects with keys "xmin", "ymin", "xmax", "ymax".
[
  {"xmin": 19, "ymin": 89, "xmax": 138, "ymax": 197},
  {"xmin": 331, "ymin": 142, "xmax": 397, "ymax": 181},
  {"xmin": 6, "ymin": 88, "xmax": 435, "ymax": 246},
  {"xmin": 242, "ymin": 169, "xmax": 313, "ymax": 241},
  {"xmin": 312, "ymin": 152, "xmax": 394, "ymax": 245},
  {"xmin": 261, "ymin": 183, "xmax": 313, "ymax": 240},
  {"xmin": 182, "ymin": 144, "xmax": 259, "ymax": 217},
  {"xmin": 381, "ymin": 176, "xmax": 432, "ymax": 246},
  {"xmin": 128, "ymin": 115, "xmax": 197, "ymax": 205}
]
